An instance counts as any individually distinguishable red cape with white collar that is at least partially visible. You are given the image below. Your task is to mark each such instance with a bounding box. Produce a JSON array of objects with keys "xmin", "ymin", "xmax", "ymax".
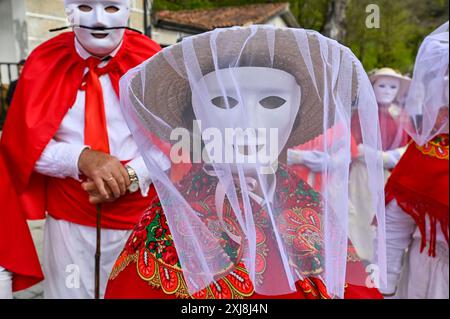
[{"xmin": 0, "ymin": 30, "xmax": 161, "ymax": 291}]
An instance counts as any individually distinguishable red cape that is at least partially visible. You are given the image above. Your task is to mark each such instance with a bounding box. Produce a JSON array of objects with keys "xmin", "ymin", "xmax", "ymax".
[{"xmin": 0, "ymin": 31, "xmax": 161, "ymax": 291}]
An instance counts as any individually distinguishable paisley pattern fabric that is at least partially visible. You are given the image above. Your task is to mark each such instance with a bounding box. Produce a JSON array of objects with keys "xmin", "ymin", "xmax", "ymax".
[{"xmin": 107, "ymin": 165, "xmax": 362, "ymax": 299}]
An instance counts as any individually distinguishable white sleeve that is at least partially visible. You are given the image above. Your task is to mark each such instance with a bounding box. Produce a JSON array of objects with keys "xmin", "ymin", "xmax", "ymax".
[
  {"xmin": 382, "ymin": 199, "xmax": 417, "ymax": 295},
  {"xmin": 34, "ymin": 139, "xmax": 89, "ymax": 181},
  {"xmin": 126, "ymin": 149, "xmax": 171, "ymax": 197},
  {"xmin": 126, "ymin": 156, "xmax": 152, "ymax": 197}
]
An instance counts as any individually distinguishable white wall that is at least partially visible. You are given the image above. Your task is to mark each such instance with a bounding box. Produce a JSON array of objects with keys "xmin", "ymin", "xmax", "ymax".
[
  {"xmin": 266, "ymin": 16, "xmax": 288, "ymax": 28},
  {"xmin": 151, "ymin": 27, "xmax": 193, "ymax": 47},
  {"xmin": 0, "ymin": 0, "xmax": 27, "ymax": 83},
  {"xmin": 0, "ymin": 0, "xmax": 27, "ymax": 63}
]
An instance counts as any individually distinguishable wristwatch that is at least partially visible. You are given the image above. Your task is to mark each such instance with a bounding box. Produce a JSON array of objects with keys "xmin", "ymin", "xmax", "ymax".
[{"xmin": 125, "ymin": 165, "xmax": 139, "ymax": 193}]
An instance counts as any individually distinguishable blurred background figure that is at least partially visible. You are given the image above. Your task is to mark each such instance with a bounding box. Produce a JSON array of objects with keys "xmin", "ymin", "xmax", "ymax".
[
  {"xmin": 346, "ymin": 67, "xmax": 411, "ymax": 262},
  {"xmin": 288, "ymin": 66, "xmax": 411, "ymax": 261},
  {"xmin": 369, "ymin": 68, "xmax": 411, "ymax": 165},
  {"xmin": 0, "ymin": 60, "xmax": 25, "ymax": 133},
  {"xmin": 353, "ymin": 67, "xmax": 411, "ymax": 178},
  {"xmin": 6, "ymin": 60, "xmax": 26, "ymax": 107}
]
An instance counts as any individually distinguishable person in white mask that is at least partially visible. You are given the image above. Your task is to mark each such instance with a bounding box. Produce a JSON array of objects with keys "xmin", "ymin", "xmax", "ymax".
[
  {"xmin": 64, "ymin": 0, "xmax": 130, "ymax": 57},
  {"xmin": 357, "ymin": 68, "xmax": 411, "ymax": 172},
  {"xmin": 104, "ymin": 26, "xmax": 386, "ymax": 300},
  {"xmin": 0, "ymin": 0, "xmax": 164, "ymax": 298},
  {"xmin": 286, "ymin": 67, "xmax": 411, "ymax": 261},
  {"xmin": 382, "ymin": 22, "xmax": 449, "ymax": 299}
]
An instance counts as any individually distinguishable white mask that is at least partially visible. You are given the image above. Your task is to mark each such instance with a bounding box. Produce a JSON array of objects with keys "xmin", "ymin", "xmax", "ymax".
[
  {"xmin": 373, "ymin": 76, "xmax": 401, "ymax": 106},
  {"xmin": 192, "ymin": 67, "xmax": 301, "ymax": 174},
  {"xmin": 64, "ymin": 0, "xmax": 130, "ymax": 57}
]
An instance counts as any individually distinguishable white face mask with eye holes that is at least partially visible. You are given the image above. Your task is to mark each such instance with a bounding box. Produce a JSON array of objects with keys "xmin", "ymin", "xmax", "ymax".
[
  {"xmin": 191, "ymin": 67, "xmax": 301, "ymax": 174},
  {"xmin": 373, "ymin": 76, "xmax": 401, "ymax": 106},
  {"xmin": 64, "ymin": 0, "xmax": 130, "ymax": 58}
]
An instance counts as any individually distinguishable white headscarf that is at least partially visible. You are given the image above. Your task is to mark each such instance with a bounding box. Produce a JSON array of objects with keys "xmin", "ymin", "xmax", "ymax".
[{"xmin": 404, "ymin": 21, "xmax": 449, "ymax": 145}]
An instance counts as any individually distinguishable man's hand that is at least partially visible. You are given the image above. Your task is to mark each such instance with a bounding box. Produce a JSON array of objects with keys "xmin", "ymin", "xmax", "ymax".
[
  {"xmin": 78, "ymin": 148, "xmax": 130, "ymax": 201},
  {"xmin": 82, "ymin": 180, "xmax": 116, "ymax": 205}
]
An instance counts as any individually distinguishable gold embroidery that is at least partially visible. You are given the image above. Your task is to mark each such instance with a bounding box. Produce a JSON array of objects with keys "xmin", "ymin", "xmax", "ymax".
[
  {"xmin": 109, "ymin": 251, "xmax": 137, "ymax": 280},
  {"xmin": 416, "ymin": 135, "xmax": 449, "ymax": 160}
]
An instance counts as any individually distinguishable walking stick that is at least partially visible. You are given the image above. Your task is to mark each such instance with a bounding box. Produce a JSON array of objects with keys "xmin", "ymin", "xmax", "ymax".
[{"xmin": 95, "ymin": 204, "xmax": 101, "ymax": 299}]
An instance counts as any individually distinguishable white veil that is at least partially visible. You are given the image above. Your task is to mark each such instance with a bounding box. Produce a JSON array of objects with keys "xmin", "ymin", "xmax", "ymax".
[
  {"xmin": 404, "ymin": 21, "xmax": 449, "ymax": 146},
  {"xmin": 120, "ymin": 26, "xmax": 386, "ymax": 298}
]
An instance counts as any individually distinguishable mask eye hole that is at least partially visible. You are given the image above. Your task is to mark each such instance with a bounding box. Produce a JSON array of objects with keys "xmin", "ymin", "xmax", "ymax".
[
  {"xmin": 105, "ymin": 6, "xmax": 120, "ymax": 13},
  {"xmin": 259, "ymin": 96, "xmax": 286, "ymax": 109},
  {"xmin": 211, "ymin": 96, "xmax": 239, "ymax": 109},
  {"xmin": 78, "ymin": 5, "xmax": 93, "ymax": 12}
]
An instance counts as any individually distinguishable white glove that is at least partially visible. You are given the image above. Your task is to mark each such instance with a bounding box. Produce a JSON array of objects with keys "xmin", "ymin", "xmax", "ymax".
[
  {"xmin": 287, "ymin": 149, "xmax": 332, "ymax": 172},
  {"xmin": 357, "ymin": 144, "xmax": 374, "ymax": 160},
  {"xmin": 358, "ymin": 144, "xmax": 405, "ymax": 169},
  {"xmin": 382, "ymin": 149, "xmax": 403, "ymax": 169},
  {"xmin": 0, "ymin": 266, "xmax": 13, "ymax": 299}
]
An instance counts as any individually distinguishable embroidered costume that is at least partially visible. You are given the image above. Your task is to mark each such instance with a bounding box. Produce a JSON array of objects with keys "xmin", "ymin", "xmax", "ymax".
[{"xmin": 105, "ymin": 26, "xmax": 387, "ymax": 299}]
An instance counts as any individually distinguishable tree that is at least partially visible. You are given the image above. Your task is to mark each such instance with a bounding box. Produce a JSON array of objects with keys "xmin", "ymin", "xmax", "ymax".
[
  {"xmin": 346, "ymin": 0, "xmax": 448, "ymax": 73},
  {"xmin": 322, "ymin": 0, "xmax": 348, "ymax": 42}
]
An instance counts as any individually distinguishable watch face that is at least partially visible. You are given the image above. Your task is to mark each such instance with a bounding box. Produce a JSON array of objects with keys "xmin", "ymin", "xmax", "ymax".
[{"xmin": 129, "ymin": 183, "xmax": 139, "ymax": 193}]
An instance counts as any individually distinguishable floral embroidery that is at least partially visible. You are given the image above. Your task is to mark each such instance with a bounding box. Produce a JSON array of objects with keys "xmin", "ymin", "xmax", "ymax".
[
  {"xmin": 109, "ymin": 164, "xmax": 356, "ymax": 299},
  {"xmin": 416, "ymin": 134, "xmax": 449, "ymax": 160}
]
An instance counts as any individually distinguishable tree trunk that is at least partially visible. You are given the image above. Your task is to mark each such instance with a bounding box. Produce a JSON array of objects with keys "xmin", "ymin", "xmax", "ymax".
[{"xmin": 322, "ymin": 0, "xmax": 348, "ymax": 42}]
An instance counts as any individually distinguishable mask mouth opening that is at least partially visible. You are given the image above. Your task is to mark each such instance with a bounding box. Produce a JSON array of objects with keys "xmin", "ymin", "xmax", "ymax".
[
  {"xmin": 91, "ymin": 32, "xmax": 109, "ymax": 39},
  {"xmin": 233, "ymin": 143, "xmax": 265, "ymax": 156}
]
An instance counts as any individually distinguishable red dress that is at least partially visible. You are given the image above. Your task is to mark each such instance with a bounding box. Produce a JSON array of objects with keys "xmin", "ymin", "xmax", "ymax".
[
  {"xmin": 105, "ymin": 165, "xmax": 382, "ymax": 299},
  {"xmin": 352, "ymin": 106, "xmax": 410, "ymax": 151}
]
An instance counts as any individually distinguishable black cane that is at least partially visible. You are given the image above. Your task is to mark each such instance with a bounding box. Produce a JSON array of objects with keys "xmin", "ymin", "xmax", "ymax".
[{"xmin": 95, "ymin": 204, "xmax": 101, "ymax": 299}]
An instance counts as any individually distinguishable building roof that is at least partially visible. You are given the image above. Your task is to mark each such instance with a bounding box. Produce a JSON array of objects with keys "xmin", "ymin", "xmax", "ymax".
[{"xmin": 154, "ymin": 3, "xmax": 299, "ymax": 33}]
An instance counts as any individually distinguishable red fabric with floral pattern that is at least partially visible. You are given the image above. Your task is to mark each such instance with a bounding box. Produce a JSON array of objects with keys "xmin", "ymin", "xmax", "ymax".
[{"xmin": 105, "ymin": 165, "xmax": 382, "ymax": 299}]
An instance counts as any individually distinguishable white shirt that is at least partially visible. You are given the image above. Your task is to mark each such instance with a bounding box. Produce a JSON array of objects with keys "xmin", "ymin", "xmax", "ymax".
[{"xmin": 34, "ymin": 38, "xmax": 168, "ymax": 196}]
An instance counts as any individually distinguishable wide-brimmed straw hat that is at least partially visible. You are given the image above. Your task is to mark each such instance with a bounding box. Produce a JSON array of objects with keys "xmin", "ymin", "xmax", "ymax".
[
  {"xmin": 368, "ymin": 67, "xmax": 411, "ymax": 102},
  {"xmin": 128, "ymin": 26, "xmax": 361, "ymax": 148}
]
